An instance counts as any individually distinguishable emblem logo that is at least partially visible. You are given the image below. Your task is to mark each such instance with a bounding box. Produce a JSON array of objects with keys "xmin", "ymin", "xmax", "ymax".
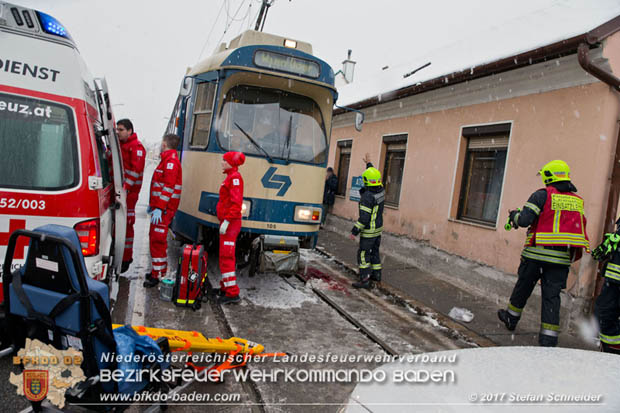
[
  {"xmin": 261, "ymin": 167, "xmax": 291, "ymax": 197},
  {"xmin": 24, "ymin": 370, "xmax": 49, "ymax": 402}
]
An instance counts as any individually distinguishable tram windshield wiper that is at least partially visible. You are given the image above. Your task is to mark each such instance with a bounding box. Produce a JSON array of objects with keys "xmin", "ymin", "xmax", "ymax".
[
  {"xmin": 284, "ymin": 115, "xmax": 293, "ymax": 163},
  {"xmin": 234, "ymin": 122, "xmax": 274, "ymax": 163}
]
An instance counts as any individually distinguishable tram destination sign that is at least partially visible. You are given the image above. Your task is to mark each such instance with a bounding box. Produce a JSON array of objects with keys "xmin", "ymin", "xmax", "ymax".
[{"xmin": 254, "ymin": 50, "xmax": 320, "ymax": 79}]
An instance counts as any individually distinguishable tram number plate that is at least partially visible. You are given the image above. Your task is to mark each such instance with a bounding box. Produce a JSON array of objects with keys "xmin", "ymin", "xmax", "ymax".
[{"xmin": 266, "ymin": 223, "xmax": 277, "ymax": 229}]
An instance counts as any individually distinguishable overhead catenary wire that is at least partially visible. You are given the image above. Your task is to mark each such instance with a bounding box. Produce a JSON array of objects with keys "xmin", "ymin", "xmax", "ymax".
[
  {"xmin": 248, "ymin": 1, "xmax": 262, "ymax": 30},
  {"xmin": 195, "ymin": 0, "xmax": 226, "ymax": 63},
  {"xmin": 226, "ymin": 0, "xmax": 252, "ymax": 22},
  {"xmin": 236, "ymin": 1, "xmax": 253, "ymax": 37},
  {"xmin": 214, "ymin": 0, "xmax": 249, "ymax": 52}
]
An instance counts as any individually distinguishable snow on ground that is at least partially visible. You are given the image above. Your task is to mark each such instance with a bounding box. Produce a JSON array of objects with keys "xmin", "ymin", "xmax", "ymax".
[
  {"xmin": 236, "ymin": 273, "xmax": 318, "ymax": 309},
  {"xmin": 338, "ymin": 0, "xmax": 620, "ymax": 107}
]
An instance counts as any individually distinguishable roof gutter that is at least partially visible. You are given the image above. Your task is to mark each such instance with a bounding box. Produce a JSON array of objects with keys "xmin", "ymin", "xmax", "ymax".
[{"xmin": 577, "ymin": 16, "xmax": 620, "ymax": 304}]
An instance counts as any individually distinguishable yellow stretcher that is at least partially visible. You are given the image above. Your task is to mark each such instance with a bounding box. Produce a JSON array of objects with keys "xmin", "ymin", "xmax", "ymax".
[{"xmin": 112, "ymin": 324, "xmax": 265, "ymax": 354}]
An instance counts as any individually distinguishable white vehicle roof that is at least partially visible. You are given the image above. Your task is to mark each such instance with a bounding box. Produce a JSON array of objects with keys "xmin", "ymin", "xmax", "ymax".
[{"xmin": 0, "ymin": 2, "xmax": 95, "ymax": 106}]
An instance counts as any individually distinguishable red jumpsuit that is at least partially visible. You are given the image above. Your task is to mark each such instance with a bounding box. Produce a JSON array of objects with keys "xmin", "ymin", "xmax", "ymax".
[
  {"xmin": 120, "ymin": 133, "xmax": 146, "ymax": 262},
  {"xmin": 149, "ymin": 149, "xmax": 182, "ymax": 279},
  {"xmin": 216, "ymin": 162, "xmax": 244, "ymax": 298}
]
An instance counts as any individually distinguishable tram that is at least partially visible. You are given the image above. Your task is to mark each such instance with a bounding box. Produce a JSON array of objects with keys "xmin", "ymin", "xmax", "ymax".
[{"xmin": 166, "ymin": 30, "xmax": 337, "ymax": 260}]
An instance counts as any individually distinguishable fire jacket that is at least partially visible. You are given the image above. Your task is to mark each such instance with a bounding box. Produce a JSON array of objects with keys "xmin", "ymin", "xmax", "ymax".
[
  {"xmin": 515, "ymin": 182, "xmax": 589, "ymax": 265},
  {"xmin": 149, "ymin": 149, "xmax": 182, "ymax": 214},
  {"xmin": 121, "ymin": 133, "xmax": 146, "ymax": 193},
  {"xmin": 217, "ymin": 167, "xmax": 244, "ymax": 221},
  {"xmin": 352, "ymin": 185, "xmax": 385, "ymax": 238}
]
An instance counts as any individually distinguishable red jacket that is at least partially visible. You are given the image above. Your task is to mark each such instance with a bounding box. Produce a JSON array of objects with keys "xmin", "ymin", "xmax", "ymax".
[
  {"xmin": 525, "ymin": 186, "xmax": 590, "ymax": 251},
  {"xmin": 217, "ymin": 167, "xmax": 244, "ymax": 221},
  {"xmin": 149, "ymin": 149, "xmax": 182, "ymax": 214},
  {"xmin": 121, "ymin": 133, "xmax": 146, "ymax": 193}
]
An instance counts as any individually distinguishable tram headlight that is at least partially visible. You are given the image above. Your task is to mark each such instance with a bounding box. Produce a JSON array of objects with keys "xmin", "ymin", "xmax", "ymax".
[
  {"xmin": 241, "ymin": 200, "xmax": 251, "ymax": 218},
  {"xmin": 294, "ymin": 206, "xmax": 321, "ymax": 223},
  {"xmin": 284, "ymin": 39, "xmax": 297, "ymax": 49}
]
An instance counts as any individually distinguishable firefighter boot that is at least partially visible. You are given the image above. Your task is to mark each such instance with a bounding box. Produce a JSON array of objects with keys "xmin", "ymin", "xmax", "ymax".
[
  {"xmin": 353, "ymin": 276, "xmax": 371, "ymax": 289},
  {"xmin": 371, "ymin": 271, "xmax": 382, "ymax": 282},
  {"xmin": 538, "ymin": 334, "xmax": 558, "ymax": 347},
  {"xmin": 497, "ymin": 309, "xmax": 519, "ymax": 331},
  {"xmin": 600, "ymin": 342, "xmax": 620, "ymax": 354}
]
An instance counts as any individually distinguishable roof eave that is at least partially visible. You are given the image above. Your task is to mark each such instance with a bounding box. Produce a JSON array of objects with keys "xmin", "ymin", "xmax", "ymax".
[{"xmin": 335, "ymin": 15, "xmax": 620, "ymax": 116}]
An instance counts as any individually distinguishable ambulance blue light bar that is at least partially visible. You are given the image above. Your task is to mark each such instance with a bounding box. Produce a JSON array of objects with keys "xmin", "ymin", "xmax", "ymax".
[{"xmin": 35, "ymin": 10, "xmax": 72, "ymax": 40}]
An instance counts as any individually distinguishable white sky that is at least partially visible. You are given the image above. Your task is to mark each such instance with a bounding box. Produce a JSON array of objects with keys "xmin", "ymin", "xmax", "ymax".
[{"xmin": 11, "ymin": 0, "xmax": 620, "ymax": 143}]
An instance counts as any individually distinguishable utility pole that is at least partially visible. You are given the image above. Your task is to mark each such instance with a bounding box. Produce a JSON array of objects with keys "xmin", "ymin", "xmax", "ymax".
[{"xmin": 254, "ymin": 0, "xmax": 274, "ymax": 32}]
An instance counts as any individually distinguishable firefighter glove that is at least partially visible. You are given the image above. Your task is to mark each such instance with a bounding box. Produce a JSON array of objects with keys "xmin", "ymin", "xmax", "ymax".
[
  {"xmin": 220, "ymin": 220, "xmax": 229, "ymax": 235},
  {"xmin": 509, "ymin": 209, "xmax": 521, "ymax": 229},
  {"xmin": 151, "ymin": 208, "xmax": 162, "ymax": 225}
]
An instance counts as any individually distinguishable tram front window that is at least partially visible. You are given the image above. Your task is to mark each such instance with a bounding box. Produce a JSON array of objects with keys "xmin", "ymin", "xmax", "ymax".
[{"xmin": 217, "ymin": 85, "xmax": 327, "ymax": 164}]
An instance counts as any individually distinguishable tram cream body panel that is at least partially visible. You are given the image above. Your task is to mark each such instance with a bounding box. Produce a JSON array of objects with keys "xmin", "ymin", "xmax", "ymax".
[{"xmin": 179, "ymin": 151, "xmax": 323, "ymax": 232}]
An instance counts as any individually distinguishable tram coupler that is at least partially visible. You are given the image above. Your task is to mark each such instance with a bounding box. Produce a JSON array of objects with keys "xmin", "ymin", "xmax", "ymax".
[{"xmin": 255, "ymin": 235, "xmax": 300, "ymax": 274}]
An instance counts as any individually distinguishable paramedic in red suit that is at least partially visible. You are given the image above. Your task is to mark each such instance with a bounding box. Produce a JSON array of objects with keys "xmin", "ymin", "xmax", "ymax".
[
  {"xmin": 116, "ymin": 119, "xmax": 146, "ymax": 273},
  {"xmin": 216, "ymin": 151, "xmax": 245, "ymax": 304},
  {"xmin": 144, "ymin": 134, "xmax": 183, "ymax": 288}
]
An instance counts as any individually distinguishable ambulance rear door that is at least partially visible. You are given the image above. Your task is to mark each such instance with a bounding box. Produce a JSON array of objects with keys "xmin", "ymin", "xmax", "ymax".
[{"xmin": 94, "ymin": 78, "xmax": 126, "ymax": 276}]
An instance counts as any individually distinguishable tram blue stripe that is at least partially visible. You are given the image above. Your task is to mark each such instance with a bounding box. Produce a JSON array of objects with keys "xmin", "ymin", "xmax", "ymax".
[
  {"xmin": 198, "ymin": 191, "xmax": 322, "ymax": 224},
  {"xmin": 172, "ymin": 210, "xmax": 319, "ymax": 243}
]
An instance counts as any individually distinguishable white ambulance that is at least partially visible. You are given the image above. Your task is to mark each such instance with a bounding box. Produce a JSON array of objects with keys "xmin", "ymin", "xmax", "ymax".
[{"xmin": 0, "ymin": 2, "xmax": 126, "ymax": 292}]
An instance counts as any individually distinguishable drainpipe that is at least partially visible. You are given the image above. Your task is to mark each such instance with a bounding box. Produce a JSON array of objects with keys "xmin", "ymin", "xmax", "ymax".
[{"xmin": 577, "ymin": 42, "xmax": 620, "ymax": 307}]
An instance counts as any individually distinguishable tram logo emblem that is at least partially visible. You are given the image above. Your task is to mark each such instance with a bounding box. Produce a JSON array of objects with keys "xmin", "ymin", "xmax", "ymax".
[{"xmin": 261, "ymin": 167, "xmax": 291, "ymax": 196}]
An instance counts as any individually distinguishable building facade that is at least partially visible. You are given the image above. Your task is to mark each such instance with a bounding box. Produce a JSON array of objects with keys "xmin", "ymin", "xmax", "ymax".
[{"xmin": 329, "ymin": 24, "xmax": 620, "ymax": 309}]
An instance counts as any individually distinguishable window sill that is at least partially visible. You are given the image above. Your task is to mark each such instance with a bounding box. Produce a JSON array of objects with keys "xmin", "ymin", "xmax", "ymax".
[
  {"xmin": 448, "ymin": 218, "xmax": 497, "ymax": 231},
  {"xmin": 335, "ymin": 194, "xmax": 346, "ymax": 199},
  {"xmin": 385, "ymin": 204, "xmax": 400, "ymax": 210}
]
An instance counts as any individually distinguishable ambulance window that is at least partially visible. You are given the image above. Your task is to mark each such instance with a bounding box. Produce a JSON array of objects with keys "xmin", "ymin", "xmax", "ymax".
[
  {"xmin": 0, "ymin": 93, "xmax": 79, "ymax": 190},
  {"xmin": 95, "ymin": 126, "xmax": 112, "ymax": 187}
]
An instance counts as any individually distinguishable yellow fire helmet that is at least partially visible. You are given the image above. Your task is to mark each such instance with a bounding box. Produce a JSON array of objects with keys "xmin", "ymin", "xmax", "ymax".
[
  {"xmin": 362, "ymin": 167, "xmax": 382, "ymax": 186},
  {"xmin": 538, "ymin": 160, "xmax": 571, "ymax": 186}
]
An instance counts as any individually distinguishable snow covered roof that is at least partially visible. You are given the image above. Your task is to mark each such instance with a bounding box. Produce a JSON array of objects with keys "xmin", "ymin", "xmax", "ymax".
[{"xmin": 336, "ymin": 0, "xmax": 620, "ymax": 109}]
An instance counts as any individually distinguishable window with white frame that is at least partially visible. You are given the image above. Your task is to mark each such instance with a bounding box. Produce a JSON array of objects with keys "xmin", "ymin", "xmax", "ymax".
[{"xmin": 457, "ymin": 124, "xmax": 510, "ymax": 226}]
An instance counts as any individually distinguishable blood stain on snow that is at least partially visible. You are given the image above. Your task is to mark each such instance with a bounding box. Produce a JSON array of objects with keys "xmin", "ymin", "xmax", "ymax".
[{"xmin": 300, "ymin": 267, "xmax": 349, "ymax": 294}]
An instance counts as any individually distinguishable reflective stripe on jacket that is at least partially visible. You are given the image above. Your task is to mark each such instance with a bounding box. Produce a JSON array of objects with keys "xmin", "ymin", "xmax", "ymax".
[
  {"xmin": 525, "ymin": 186, "xmax": 589, "ymax": 251},
  {"xmin": 149, "ymin": 149, "xmax": 182, "ymax": 214},
  {"xmin": 352, "ymin": 186, "xmax": 385, "ymax": 238},
  {"xmin": 121, "ymin": 133, "xmax": 146, "ymax": 193},
  {"xmin": 217, "ymin": 167, "xmax": 244, "ymax": 221}
]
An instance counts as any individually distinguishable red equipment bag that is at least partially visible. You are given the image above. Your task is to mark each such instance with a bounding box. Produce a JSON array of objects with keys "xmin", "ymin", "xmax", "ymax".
[{"xmin": 175, "ymin": 244, "xmax": 207, "ymax": 310}]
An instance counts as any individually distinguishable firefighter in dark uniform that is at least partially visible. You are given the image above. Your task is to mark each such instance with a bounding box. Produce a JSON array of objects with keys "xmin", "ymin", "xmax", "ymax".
[
  {"xmin": 592, "ymin": 219, "xmax": 620, "ymax": 354},
  {"xmin": 498, "ymin": 160, "xmax": 590, "ymax": 347},
  {"xmin": 349, "ymin": 160, "xmax": 385, "ymax": 289}
]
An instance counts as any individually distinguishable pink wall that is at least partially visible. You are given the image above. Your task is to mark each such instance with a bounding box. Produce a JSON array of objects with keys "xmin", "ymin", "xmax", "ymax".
[
  {"xmin": 604, "ymin": 31, "xmax": 620, "ymax": 77},
  {"xmin": 330, "ymin": 81, "xmax": 620, "ymax": 297}
]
